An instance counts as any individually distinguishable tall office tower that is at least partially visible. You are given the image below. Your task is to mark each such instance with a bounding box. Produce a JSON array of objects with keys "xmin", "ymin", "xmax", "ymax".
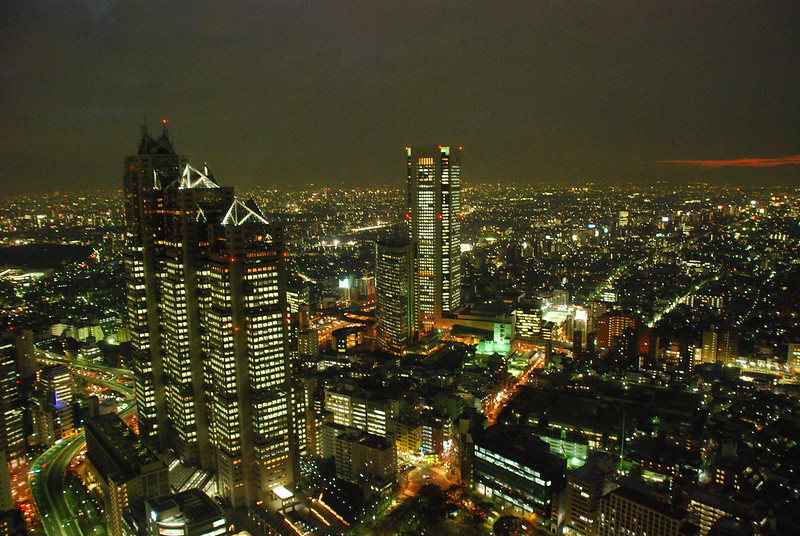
[
  {"xmin": 123, "ymin": 124, "xmax": 188, "ymax": 451},
  {"xmin": 123, "ymin": 128, "xmax": 298, "ymax": 506},
  {"xmin": 85, "ymin": 414, "xmax": 170, "ymax": 536},
  {"xmin": 158, "ymin": 168, "xmax": 233, "ymax": 468},
  {"xmin": 204, "ymin": 203, "xmax": 297, "ymax": 507},
  {"xmin": 35, "ymin": 364, "xmax": 75, "ymax": 445},
  {"xmin": 0, "ymin": 341, "xmax": 24, "ymax": 465},
  {"xmin": 2, "ymin": 328, "xmax": 35, "ymax": 379},
  {"xmin": 124, "ymin": 125, "xmax": 234, "ymax": 466},
  {"xmin": 406, "ymin": 146, "xmax": 462, "ymax": 334},
  {"xmin": 375, "ymin": 238, "xmax": 415, "ymax": 354}
]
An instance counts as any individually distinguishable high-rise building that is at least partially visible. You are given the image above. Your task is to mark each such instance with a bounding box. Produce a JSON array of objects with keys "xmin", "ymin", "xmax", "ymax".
[
  {"xmin": 34, "ymin": 364, "xmax": 75, "ymax": 446},
  {"xmin": 563, "ymin": 454, "xmax": 616, "ymax": 535},
  {"xmin": 123, "ymin": 124, "xmax": 188, "ymax": 452},
  {"xmin": 204, "ymin": 206, "xmax": 297, "ymax": 507},
  {"xmin": 122, "ymin": 127, "xmax": 298, "ymax": 508},
  {"xmin": 597, "ymin": 484, "xmax": 699, "ymax": 536},
  {"xmin": 514, "ymin": 299, "xmax": 543, "ymax": 341},
  {"xmin": 406, "ymin": 146, "xmax": 462, "ymax": 334},
  {"xmin": 85, "ymin": 414, "xmax": 170, "ymax": 536},
  {"xmin": 334, "ymin": 431, "xmax": 397, "ymax": 498},
  {"xmin": 2, "ymin": 328, "xmax": 35, "ymax": 379},
  {"xmin": 701, "ymin": 329, "xmax": 739, "ymax": 365},
  {"xmin": 472, "ymin": 425, "xmax": 566, "ymax": 524},
  {"xmin": 324, "ymin": 387, "xmax": 398, "ymax": 438},
  {"xmin": 0, "ymin": 341, "xmax": 24, "ymax": 464},
  {"xmin": 375, "ymin": 238, "xmax": 414, "ymax": 354},
  {"xmin": 595, "ymin": 313, "xmax": 641, "ymax": 351}
]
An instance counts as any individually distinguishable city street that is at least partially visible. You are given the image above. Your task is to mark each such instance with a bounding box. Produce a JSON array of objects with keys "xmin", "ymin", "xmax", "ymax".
[{"xmin": 30, "ymin": 433, "xmax": 86, "ymax": 536}]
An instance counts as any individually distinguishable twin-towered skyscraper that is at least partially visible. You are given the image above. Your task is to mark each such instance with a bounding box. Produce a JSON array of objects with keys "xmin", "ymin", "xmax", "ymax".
[
  {"xmin": 376, "ymin": 146, "xmax": 463, "ymax": 352},
  {"xmin": 122, "ymin": 125, "xmax": 297, "ymax": 508}
]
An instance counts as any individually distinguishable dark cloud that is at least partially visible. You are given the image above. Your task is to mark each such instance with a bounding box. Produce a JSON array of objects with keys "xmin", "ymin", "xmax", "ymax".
[
  {"xmin": 2, "ymin": 1, "xmax": 799, "ymax": 194},
  {"xmin": 660, "ymin": 156, "xmax": 800, "ymax": 169}
]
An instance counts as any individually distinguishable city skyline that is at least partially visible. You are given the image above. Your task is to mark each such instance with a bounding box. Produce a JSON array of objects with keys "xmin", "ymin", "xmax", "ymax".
[
  {"xmin": 3, "ymin": 1, "xmax": 800, "ymax": 195},
  {"xmin": 3, "ymin": 164, "xmax": 800, "ymax": 533},
  {"xmin": 2, "ymin": 2, "xmax": 800, "ymax": 534}
]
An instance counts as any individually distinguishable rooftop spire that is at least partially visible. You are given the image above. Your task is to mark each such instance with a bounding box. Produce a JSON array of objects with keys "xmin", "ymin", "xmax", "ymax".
[
  {"xmin": 221, "ymin": 197, "xmax": 269, "ymax": 227},
  {"xmin": 137, "ymin": 118, "xmax": 176, "ymax": 155}
]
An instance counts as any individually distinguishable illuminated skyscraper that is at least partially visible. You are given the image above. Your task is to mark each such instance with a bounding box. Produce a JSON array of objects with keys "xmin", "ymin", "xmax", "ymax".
[
  {"xmin": 123, "ymin": 124, "xmax": 187, "ymax": 452},
  {"xmin": 35, "ymin": 364, "xmax": 75, "ymax": 445},
  {"xmin": 0, "ymin": 340, "xmax": 24, "ymax": 464},
  {"xmin": 375, "ymin": 238, "xmax": 414, "ymax": 353},
  {"xmin": 122, "ymin": 127, "xmax": 298, "ymax": 506},
  {"xmin": 204, "ymin": 202, "xmax": 297, "ymax": 507},
  {"xmin": 406, "ymin": 146, "xmax": 462, "ymax": 334}
]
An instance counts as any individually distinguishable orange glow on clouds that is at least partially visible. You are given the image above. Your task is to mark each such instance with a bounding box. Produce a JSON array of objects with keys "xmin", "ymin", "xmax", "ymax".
[{"xmin": 660, "ymin": 155, "xmax": 800, "ymax": 168}]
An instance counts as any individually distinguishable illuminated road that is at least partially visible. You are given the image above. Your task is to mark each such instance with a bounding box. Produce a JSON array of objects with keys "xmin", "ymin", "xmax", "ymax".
[
  {"xmin": 86, "ymin": 376, "xmax": 133, "ymax": 397},
  {"xmin": 483, "ymin": 351, "xmax": 545, "ymax": 425},
  {"xmin": 30, "ymin": 433, "xmax": 86, "ymax": 536},
  {"xmin": 647, "ymin": 275, "xmax": 719, "ymax": 327},
  {"xmin": 30, "ymin": 355, "xmax": 135, "ymax": 536},
  {"xmin": 35, "ymin": 349, "xmax": 133, "ymax": 379},
  {"xmin": 30, "ymin": 401, "xmax": 135, "ymax": 536}
]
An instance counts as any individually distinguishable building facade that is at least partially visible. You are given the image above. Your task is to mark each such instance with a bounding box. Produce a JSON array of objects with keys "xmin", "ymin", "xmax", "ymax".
[
  {"xmin": 406, "ymin": 146, "xmax": 462, "ymax": 334},
  {"xmin": 0, "ymin": 341, "xmax": 24, "ymax": 464},
  {"xmin": 514, "ymin": 300, "xmax": 543, "ymax": 341},
  {"xmin": 123, "ymin": 125, "xmax": 188, "ymax": 451},
  {"xmin": 375, "ymin": 238, "xmax": 414, "ymax": 354},
  {"xmin": 596, "ymin": 485, "xmax": 698, "ymax": 536},
  {"xmin": 35, "ymin": 364, "xmax": 75, "ymax": 446},
  {"xmin": 122, "ymin": 127, "xmax": 298, "ymax": 508},
  {"xmin": 595, "ymin": 313, "xmax": 641, "ymax": 351},
  {"xmin": 472, "ymin": 425, "xmax": 566, "ymax": 524},
  {"xmin": 85, "ymin": 414, "xmax": 170, "ymax": 536},
  {"xmin": 145, "ymin": 489, "xmax": 228, "ymax": 536},
  {"xmin": 204, "ymin": 206, "xmax": 298, "ymax": 507}
]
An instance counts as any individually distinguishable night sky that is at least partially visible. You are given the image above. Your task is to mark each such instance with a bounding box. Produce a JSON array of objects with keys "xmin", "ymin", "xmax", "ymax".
[{"xmin": 2, "ymin": 1, "xmax": 799, "ymax": 194}]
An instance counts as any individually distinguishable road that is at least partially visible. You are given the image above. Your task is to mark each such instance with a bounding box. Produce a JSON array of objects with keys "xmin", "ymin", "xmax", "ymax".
[
  {"xmin": 483, "ymin": 351, "xmax": 545, "ymax": 425},
  {"xmin": 30, "ymin": 433, "xmax": 86, "ymax": 536},
  {"xmin": 30, "ymin": 360, "xmax": 135, "ymax": 536},
  {"xmin": 35, "ymin": 349, "xmax": 133, "ymax": 379},
  {"xmin": 30, "ymin": 401, "xmax": 135, "ymax": 536}
]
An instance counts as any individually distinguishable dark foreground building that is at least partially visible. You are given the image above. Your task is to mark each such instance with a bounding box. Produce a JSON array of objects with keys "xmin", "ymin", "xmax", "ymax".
[{"xmin": 472, "ymin": 424, "xmax": 566, "ymax": 525}]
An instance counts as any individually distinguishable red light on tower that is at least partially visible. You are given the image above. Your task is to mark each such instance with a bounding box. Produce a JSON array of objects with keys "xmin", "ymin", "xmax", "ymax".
[
  {"xmin": 437, "ymin": 214, "xmax": 443, "ymax": 220},
  {"xmin": 458, "ymin": 146, "xmax": 463, "ymax": 150},
  {"xmin": 161, "ymin": 118, "xmax": 169, "ymax": 125}
]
